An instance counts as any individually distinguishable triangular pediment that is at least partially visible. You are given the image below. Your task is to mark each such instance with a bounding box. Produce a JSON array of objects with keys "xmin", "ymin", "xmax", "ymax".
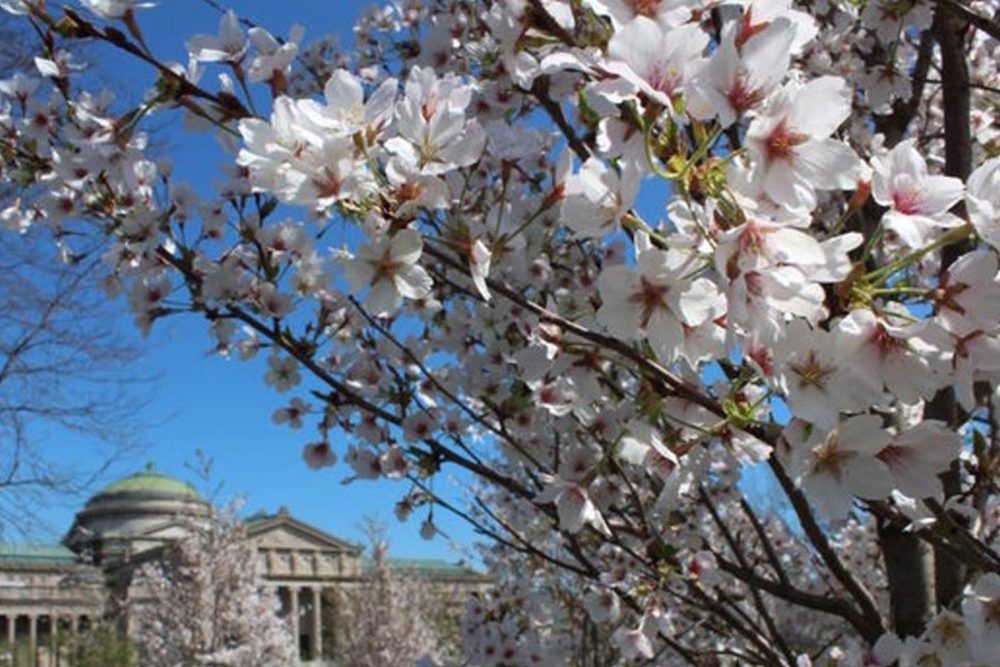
[{"xmin": 245, "ymin": 511, "xmax": 362, "ymax": 555}]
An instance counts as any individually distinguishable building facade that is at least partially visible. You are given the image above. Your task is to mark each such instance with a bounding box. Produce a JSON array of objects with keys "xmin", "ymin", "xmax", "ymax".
[{"xmin": 0, "ymin": 468, "xmax": 486, "ymax": 665}]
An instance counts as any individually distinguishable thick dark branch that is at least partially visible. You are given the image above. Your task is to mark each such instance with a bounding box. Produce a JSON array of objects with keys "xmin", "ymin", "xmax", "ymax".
[
  {"xmin": 934, "ymin": 0, "xmax": 1000, "ymax": 42},
  {"xmin": 529, "ymin": 79, "xmax": 593, "ymax": 162},
  {"xmin": 929, "ymin": 0, "xmax": 974, "ymax": 615},
  {"xmin": 877, "ymin": 516, "xmax": 934, "ymax": 637},
  {"xmin": 768, "ymin": 459, "xmax": 884, "ymax": 643},
  {"xmin": 935, "ymin": 5, "xmax": 973, "ymax": 184},
  {"xmin": 876, "ymin": 30, "xmax": 935, "ymax": 147},
  {"xmin": 715, "ymin": 556, "xmax": 866, "ymax": 628}
]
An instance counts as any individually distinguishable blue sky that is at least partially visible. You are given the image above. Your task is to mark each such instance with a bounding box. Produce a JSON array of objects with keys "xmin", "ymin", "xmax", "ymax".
[{"xmin": 23, "ymin": 0, "xmax": 485, "ymax": 565}]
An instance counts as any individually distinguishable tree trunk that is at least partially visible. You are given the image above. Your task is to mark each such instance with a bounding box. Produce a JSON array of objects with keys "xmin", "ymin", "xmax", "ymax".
[
  {"xmin": 878, "ymin": 519, "xmax": 935, "ymax": 636},
  {"xmin": 878, "ymin": 3, "xmax": 972, "ymax": 635},
  {"xmin": 930, "ymin": 0, "xmax": 972, "ymax": 613}
]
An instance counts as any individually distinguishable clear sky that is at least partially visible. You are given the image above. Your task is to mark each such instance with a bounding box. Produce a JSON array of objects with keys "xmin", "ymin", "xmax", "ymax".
[{"xmin": 23, "ymin": 0, "xmax": 483, "ymax": 565}]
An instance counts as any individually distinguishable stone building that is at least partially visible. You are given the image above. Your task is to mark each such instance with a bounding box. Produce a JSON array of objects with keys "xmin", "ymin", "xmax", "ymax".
[{"xmin": 0, "ymin": 468, "xmax": 487, "ymax": 665}]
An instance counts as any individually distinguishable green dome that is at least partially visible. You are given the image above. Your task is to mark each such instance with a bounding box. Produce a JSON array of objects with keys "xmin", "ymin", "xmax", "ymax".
[{"xmin": 97, "ymin": 465, "xmax": 200, "ymax": 499}]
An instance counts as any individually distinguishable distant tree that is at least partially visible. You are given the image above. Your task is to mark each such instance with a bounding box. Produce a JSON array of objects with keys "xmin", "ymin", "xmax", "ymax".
[
  {"xmin": 0, "ymin": 12, "xmax": 151, "ymax": 536},
  {"xmin": 0, "ymin": 232, "xmax": 153, "ymax": 534},
  {"xmin": 129, "ymin": 502, "xmax": 296, "ymax": 667},
  {"xmin": 334, "ymin": 520, "xmax": 454, "ymax": 667}
]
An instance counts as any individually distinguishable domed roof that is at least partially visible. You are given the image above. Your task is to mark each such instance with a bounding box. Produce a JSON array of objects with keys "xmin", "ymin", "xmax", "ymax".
[
  {"xmin": 65, "ymin": 464, "xmax": 209, "ymax": 562},
  {"xmin": 97, "ymin": 465, "xmax": 200, "ymax": 499}
]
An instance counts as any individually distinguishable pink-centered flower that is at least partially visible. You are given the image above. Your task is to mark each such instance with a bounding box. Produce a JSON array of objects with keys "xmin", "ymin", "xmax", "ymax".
[
  {"xmin": 872, "ymin": 139, "xmax": 964, "ymax": 247},
  {"xmin": 604, "ymin": 18, "xmax": 707, "ymax": 107},
  {"xmin": 876, "ymin": 420, "xmax": 961, "ymax": 499},
  {"xmin": 598, "ymin": 239, "xmax": 722, "ymax": 363},
  {"xmin": 343, "ymin": 228, "xmax": 433, "ymax": 317},
  {"xmin": 788, "ymin": 414, "xmax": 894, "ymax": 519},
  {"xmin": 536, "ymin": 475, "xmax": 611, "ymax": 535},
  {"xmin": 302, "ymin": 441, "xmax": 336, "ymax": 469},
  {"xmin": 745, "ymin": 76, "xmax": 863, "ymax": 211},
  {"xmin": 687, "ymin": 18, "xmax": 796, "ymax": 128}
]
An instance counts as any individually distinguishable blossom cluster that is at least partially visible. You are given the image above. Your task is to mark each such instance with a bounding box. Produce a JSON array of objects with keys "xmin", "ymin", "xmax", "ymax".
[{"xmin": 3, "ymin": 0, "xmax": 1000, "ymax": 663}]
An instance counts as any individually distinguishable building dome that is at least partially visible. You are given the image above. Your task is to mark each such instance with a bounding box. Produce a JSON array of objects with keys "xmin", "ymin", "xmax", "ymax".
[
  {"xmin": 64, "ymin": 464, "xmax": 209, "ymax": 563},
  {"xmin": 97, "ymin": 469, "xmax": 201, "ymax": 498}
]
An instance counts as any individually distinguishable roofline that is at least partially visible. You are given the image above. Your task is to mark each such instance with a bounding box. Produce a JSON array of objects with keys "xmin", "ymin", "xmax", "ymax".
[
  {"xmin": 0, "ymin": 560, "xmax": 94, "ymax": 572},
  {"xmin": 259, "ymin": 572, "xmax": 492, "ymax": 585},
  {"xmin": 97, "ymin": 468, "xmax": 201, "ymax": 498},
  {"xmin": 364, "ymin": 557, "xmax": 486, "ymax": 577},
  {"xmin": 245, "ymin": 514, "xmax": 364, "ymax": 555},
  {"xmin": 81, "ymin": 490, "xmax": 208, "ymax": 506}
]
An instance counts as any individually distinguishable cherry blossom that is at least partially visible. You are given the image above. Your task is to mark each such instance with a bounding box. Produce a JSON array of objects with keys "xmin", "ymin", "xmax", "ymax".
[
  {"xmin": 775, "ymin": 320, "xmax": 882, "ymax": 429},
  {"xmin": 132, "ymin": 502, "xmax": 296, "ymax": 667},
  {"xmin": 80, "ymin": 0, "xmax": 153, "ymax": 20},
  {"xmin": 936, "ymin": 249, "xmax": 1000, "ymax": 337},
  {"xmin": 604, "ymin": 18, "xmax": 707, "ymax": 107},
  {"xmin": 876, "ymin": 420, "xmax": 962, "ymax": 500},
  {"xmin": 745, "ymin": 76, "xmax": 863, "ymax": 211},
  {"xmin": 536, "ymin": 474, "xmax": 611, "ymax": 536},
  {"xmin": 385, "ymin": 66, "xmax": 486, "ymax": 176},
  {"xmin": 0, "ymin": 1, "xmax": 30, "ymax": 15},
  {"xmin": 597, "ymin": 237, "xmax": 722, "ymax": 363},
  {"xmin": 186, "ymin": 10, "xmax": 247, "ymax": 63},
  {"xmin": 687, "ymin": 18, "xmax": 795, "ymax": 128},
  {"xmin": 559, "ymin": 157, "xmax": 640, "ymax": 239},
  {"xmin": 307, "ymin": 69, "xmax": 396, "ymax": 137},
  {"xmin": 837, "ymin": 309, "xmax": 947, "ymax": 405},
  {"xmin": 967, "ymin": 155, "xmax": 1000, "ymax": 250},
  {"xmin": 247, "ymin": 24, "xmax": 303, "ymax": 87},
  {"xmin": 342, "ymin": 228, "xmax": 433, "ymax": 316},
  {"xmin": 302, "ymin": 440, "xmax": 337, "ymax": 469},
  {"xmin": 871, "ymin": 139, "xmax": 965, "ymax": 247},
  {"xmin": 263, "ymin": 353, "xmax": 301, "ymax": 393},
  {"xmin": 584, "ymin": 0, "xmax": 687, "ymax": 27},
  {"xmin": 787, "ymin": 415, "xmax": 894, "ymax": 518}
]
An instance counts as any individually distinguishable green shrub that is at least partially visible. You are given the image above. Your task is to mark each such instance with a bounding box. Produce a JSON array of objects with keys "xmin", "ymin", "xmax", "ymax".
[{"xmin": 65, "ymin": 626, "xmax": 134, "ymax": 667}]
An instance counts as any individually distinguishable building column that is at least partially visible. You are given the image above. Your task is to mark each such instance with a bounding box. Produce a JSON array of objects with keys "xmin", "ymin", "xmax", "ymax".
[
  {"xmin": 51, "ymin": 613, "xmax": 59, "ymax": 667},
  {"xmin": 6, "ymin": 614, "xmax": 14, "ymax": 645},
  {"xmin": 289, "ymin": 587, "xmax": 300, "ymax": 658},
  {"xmin": 311, "ymin": 587, "xmax": 322, "ymax": 660},
  {"xmin": 28, "ymin": 614, "xmax": 37, "ymax": 667}
]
